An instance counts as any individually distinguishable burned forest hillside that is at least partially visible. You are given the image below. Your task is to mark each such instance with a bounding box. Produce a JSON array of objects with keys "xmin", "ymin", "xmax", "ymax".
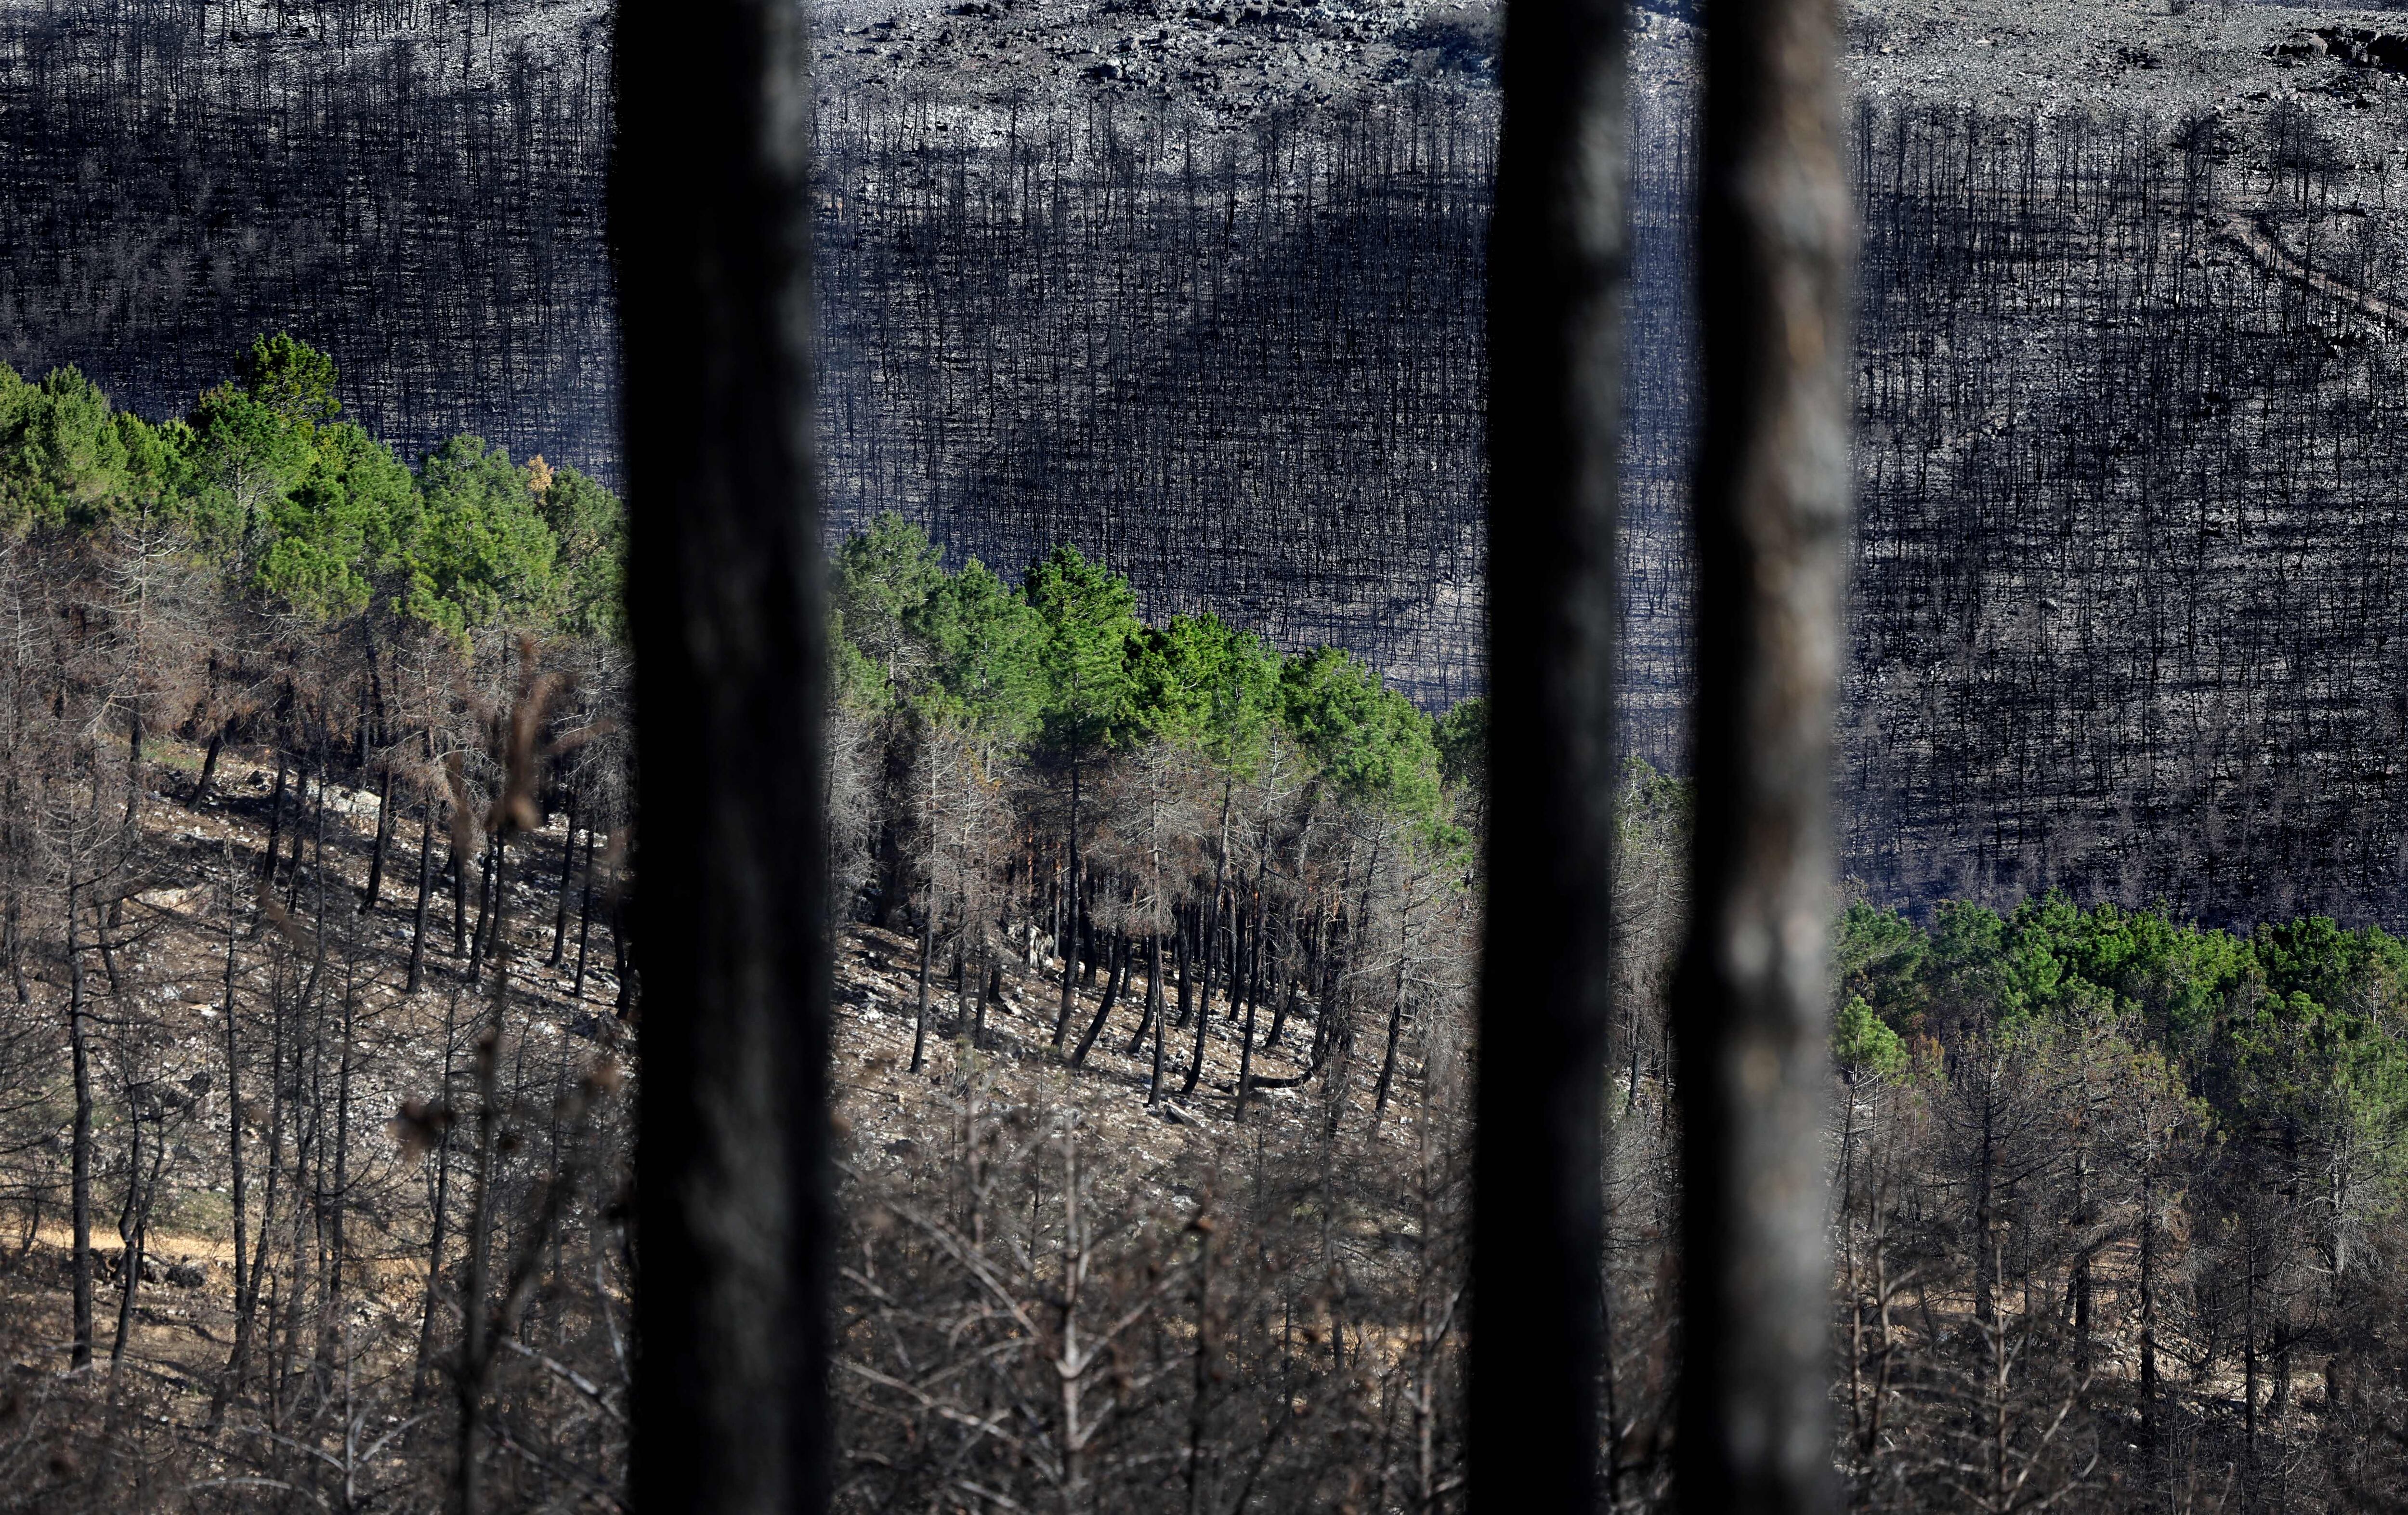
[
  {"xmin": 26, "ymin": 0, "xmax": 2408, "ymax": 916},
  {"xmin": 816, "ymin": 510, "xmax": 2408, "ymax": 1512},
  {"xmin": 815, "ymin": 3, "xmax": 2408, "ymax": 922},
  {"xmin": 1, "ymin": 368, "xmax": 2406, "ymax": 1508},
  {"xmin": 0, "ymin": 0, "xmax": 619, "ymax": 482}
]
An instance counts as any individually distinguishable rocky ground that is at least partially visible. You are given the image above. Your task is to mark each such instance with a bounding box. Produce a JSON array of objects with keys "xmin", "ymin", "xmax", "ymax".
[
  {"xmin": 809, "ymin": 0, "xmax": 2408, "ymax": 167},
  {"xmin": 13, "ymin": 0, "xmax": 2396, "ymax": 138},
  {"xmin": 1847, "ymin": 2, "xmax": 2408, "ymax": 179},
  {"xmin": 811, "ymin": 0, "xmax": 1493, "ymax": 128}
]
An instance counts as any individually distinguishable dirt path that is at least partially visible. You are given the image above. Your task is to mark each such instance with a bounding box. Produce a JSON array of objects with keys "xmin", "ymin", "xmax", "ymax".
[{"xmin": 2215, "ymin": 211, "xmax": 2408, "ymax": 332}]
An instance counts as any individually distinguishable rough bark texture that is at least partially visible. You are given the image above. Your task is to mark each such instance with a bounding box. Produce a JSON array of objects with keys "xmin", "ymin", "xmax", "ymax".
[
  {"xmin": 614, "ymin": 0, "xmax": 830, "ymax": 1509},
  {"xmin": 1468, "ymin": 0, "xmax": 1625, "ymax": 1507},
  {"xmin": 1675, "ymin": 0, "xmax": 1853, "ymax": 1510}
]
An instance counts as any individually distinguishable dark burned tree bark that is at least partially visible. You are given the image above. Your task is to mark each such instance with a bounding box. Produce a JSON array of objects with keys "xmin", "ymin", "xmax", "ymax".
[
  {"xmin": 408, "ymin": 798, "xmax": 436, "ymax": 994},
  {"xmin": 1675, "ymin": 0, "xmax": 1853, "ymax": 1511},
  {"xmin": 1068, "ymin": 931, "xmax": 1126, "ymax": 1068},
  {"xmin": 361, "ymin": 766, "xmax": 396, "ymax": 913},
  {"xmin": 615, "ymin": 0, "xmax": 830, "ymax": 1511},
  {"xmin": 549, "ymin": 792, "xmax": 580, "ymax": 965},
  {"xmin": 911, "ymin": 907, "xmax": 935, "ymax": 1075},
  {"xmin": 67, "ymin": 876, "xmax": 94, "ymax": 1369},
  {"xmin": 1470, "ymin": 0, "xmax": 1625, "ymax": 1507},
  {"xmin": 572, "ymin": 828, "xmax": 602, "ymax": 1001},
  {"xmin": 206, "ymin": 883, "xmax": 245, "ymax": 1432}
]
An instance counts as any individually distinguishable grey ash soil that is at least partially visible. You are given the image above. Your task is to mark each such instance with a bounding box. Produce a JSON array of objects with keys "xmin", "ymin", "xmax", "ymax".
[
  {"xmin": 824, "ymin": 919, "xmax": 1442, "ymax": 1270},
  {"xmin": 1851, "ymin": 0, "xmax": 2398, "ymax": 110},
  {"xmin": 829, "ymin": 921, "xmax": 1367, "ymax": 1150},
  {"xmin": 0, "ymin": 0, "xmax": 615, "ymax": 83}
]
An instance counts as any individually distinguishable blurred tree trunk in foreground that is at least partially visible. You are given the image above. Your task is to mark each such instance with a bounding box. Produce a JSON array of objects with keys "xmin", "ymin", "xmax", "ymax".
[
  {"xmin": 1472, "ymin": 0, "xmax": 1626, "ymax": 1508},
  {"xmin": 613, "ymin": 0, "xmax": 831, "ymax": 1511},
  {"xmin": 1677, "ymin": 0, "xmax": 1854, "ymax": 1512}
]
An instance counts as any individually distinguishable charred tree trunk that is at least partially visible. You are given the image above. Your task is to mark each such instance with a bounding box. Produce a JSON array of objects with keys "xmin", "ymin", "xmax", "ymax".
[
  {"xmin": 66, "ymin": 877, "xmax": 94, "ymax": 1369},
  {"xmin": 2139, "ymin": 1163, "xmax": 2160, "ymax": 1452},
  {"xmin": 1150, "ymin": 940, "xmax": 1170, "ymax": 1107},
  {"xmin": 1235, "ymin": 939, "xmax": 1262, "ymax": 1123},
  {"xmin": 260, "ymin": 749, "xmax": 289, "ymax": 887},
  {"xmin": 1068, "ymin": 931, "xmax": 1127, "ymax": 1067},
  {"xmin": 4, "ymin": 879, "xmax": 23, "ymax": 1006},
  {"xmin": 408, "ymin": 800, "xmax": 437, "ymax": 994},
  {"xmin": 613, "ymin": 876, "xmax": 637, "ymax": 1012},
  {"xmin": 1053, "ymin": 775, "xmax": 1084, "ymax": 1047},
  {"xmin": 1469, "ymin": 0, "xmax": 1627, "ymax": 1502},
  {"xmin": 413, "ymin": 989, "xmax": 461, "ymax": 1405},
  {"xmin": 112, "ymin": 1100, "xmax": 165, "ymax": 1366},
  {"xmin": 230, "ymin": 949, "xmax": 291, "ymax": 1421},
  {"xmin": 963, "ymin": 935, "xmax": 986, "ymax": 1049},
  {"xmin": 911, "ymin": 905, "xmax": 934, "ymax": 1075},
  {"xmin": 1675, "ymin": 0, "xmax": 1853, "ymax": 1509},
  {"xmin": 206, "ymin": 885, "xmax": 246, "ymax": 1432},
  {"xmin": 571, "ymin": 830, "xmax": 602, "ymax": 1002},
  {"xmin": 282, "ymin": 755, "xmax": 316, "ymax": 914},
  {"xmin": 467, "ymin": 837, "xmax": 498, "ymax": 985},
  {"xmin": 361, "ymin": 767, "xmax": 396, "ymax": 913},
  {"xmin": 549, "ymin": 798, "xmax": 580, "ymax": 965},
  {"xmin": 1372, "ymin": 956, "xmax": 1410, "ymax": 1128},
  {"xmin": 192, "ymin": 727, "xmax": 225, "ymax": 805},
  {"xmin": 1173, "ymin": 904, "xmax": 1195, "ymax": 1030},
  {"xmin": 1180, "ymin": 921, "xmax": 1215, "ymax": 1100},
  {"xmin": 1263, "ymin": 975, "xmax": 1296, "ymax": 1054},
  {"xmin": 449, "ymin": 834, "xmax": 470, "ymax": 959},
  {"xmin": 615, "ymin": 0, "xmax": 831, "ymax": 1506}
]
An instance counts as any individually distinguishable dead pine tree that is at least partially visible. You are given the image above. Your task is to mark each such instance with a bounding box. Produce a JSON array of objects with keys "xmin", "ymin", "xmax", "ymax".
[
  {"xmin": 206, "ymin": 869, "xmax": 248, "ymax": 1434},
  {"xmin": 407, "ymin": 780, "xmax": 439, "ymax": 994},
  {"xmin": 29, "ymin": 750, "xmax": 139, "ymax": 1375},
  {"xmin": 449, "ymin": 643, "xmax": 575, "ymax": 1513},
  {"xmin": 65, "ymin": 864, "xmax": 96, "ymax": 1370}
]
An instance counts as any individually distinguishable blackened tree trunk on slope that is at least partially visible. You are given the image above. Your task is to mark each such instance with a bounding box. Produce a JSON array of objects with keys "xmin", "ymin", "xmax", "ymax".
[
  {"xmin": 614, "ymin": 0, "xmax": 830, "ymax": 1510},
  {"xmin": 1675, "ymin": 0, "xmax": 1853, "ymax": 1511},
  {"xmin": 1470, "ymin": 0, "xmax": 1626, "ymax": 1508}
]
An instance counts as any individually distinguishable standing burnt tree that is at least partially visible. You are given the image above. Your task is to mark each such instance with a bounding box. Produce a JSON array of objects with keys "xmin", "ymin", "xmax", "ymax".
[{"xmin": 614, "ymin": 0, "xmax": 830, "ymax": 1510}]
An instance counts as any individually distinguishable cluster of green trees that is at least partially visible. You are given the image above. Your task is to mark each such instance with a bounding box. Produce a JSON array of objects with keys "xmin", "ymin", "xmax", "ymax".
[
  {"xmin": 0, "ymin": 334, "xmax": 624, "ymax": 639},
  {"xmin": 831, "ymin": 512, "xmax": 1474, "ymax": 825},
  {"xmin": 1834, "ymin": 893, "xmax": 2408, "ymax": 1145}
]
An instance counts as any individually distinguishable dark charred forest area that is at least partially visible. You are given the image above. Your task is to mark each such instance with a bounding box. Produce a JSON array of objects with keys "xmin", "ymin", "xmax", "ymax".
[
  {"xmin": 0, "ymin": 0, "xmax": 620, "ymax": 486},
  {"xmin": 811, "ymin": 91, "xmax": 1495, "ymax": 707},
  {"xmin": 817, "ymin": 82, "xmax": 2408, "ymax": 926}
]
